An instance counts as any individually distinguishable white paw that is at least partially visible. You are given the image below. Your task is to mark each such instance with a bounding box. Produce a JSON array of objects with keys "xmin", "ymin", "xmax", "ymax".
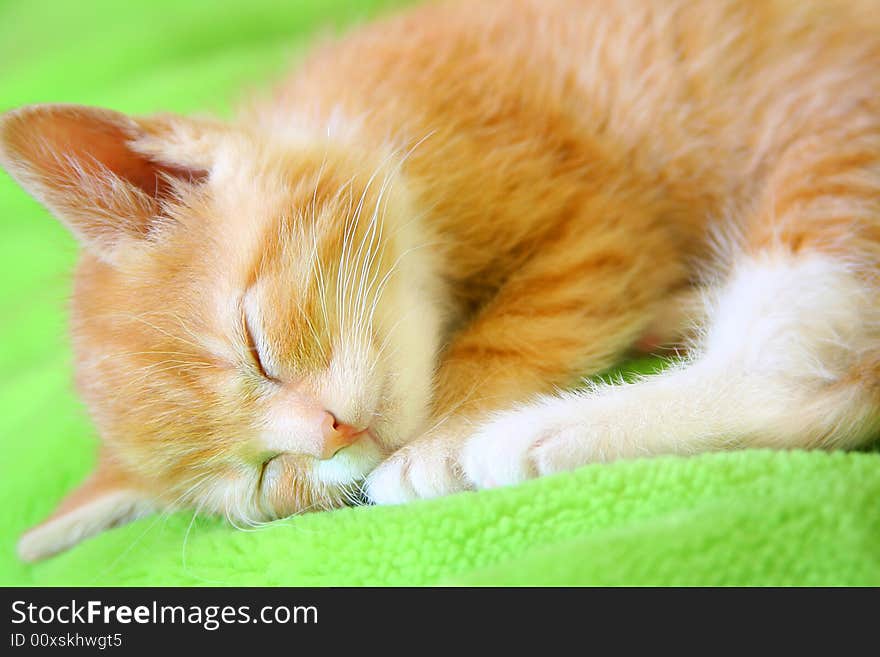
[
  {"xmin": 461, "ymin": 399, "xmax": 599, "ymax": 489},
  {"xmin": 365, "ymin": 436, "xmax": 471, "ymax": 504}
]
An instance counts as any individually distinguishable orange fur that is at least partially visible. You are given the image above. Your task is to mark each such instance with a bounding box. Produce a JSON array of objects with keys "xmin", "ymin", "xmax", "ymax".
[{"xmin": 2, "ymin": 0, "xmax": 879, "ymax": 559}]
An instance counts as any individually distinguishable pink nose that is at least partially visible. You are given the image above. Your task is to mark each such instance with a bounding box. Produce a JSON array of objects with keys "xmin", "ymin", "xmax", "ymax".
[{"xmin": 318, "ymin": 412, "xmax": 366, "ymax": 460}]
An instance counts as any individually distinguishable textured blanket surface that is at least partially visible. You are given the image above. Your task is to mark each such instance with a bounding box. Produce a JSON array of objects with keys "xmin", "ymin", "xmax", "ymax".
[{"xmin": 1, "ymin": 0, "xmax": 878, "ymax": 587}]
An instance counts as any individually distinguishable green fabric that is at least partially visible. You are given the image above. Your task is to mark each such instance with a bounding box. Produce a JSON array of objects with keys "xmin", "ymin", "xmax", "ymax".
[{"xmin": 2, "ymin": 0, "xmax": 879, "ymax": 587}]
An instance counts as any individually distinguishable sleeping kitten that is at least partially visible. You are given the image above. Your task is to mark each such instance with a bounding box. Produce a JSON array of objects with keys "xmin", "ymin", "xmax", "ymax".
[{"xmin": 3, "ymin": 0, "xmax": 879, "ymax": 561}]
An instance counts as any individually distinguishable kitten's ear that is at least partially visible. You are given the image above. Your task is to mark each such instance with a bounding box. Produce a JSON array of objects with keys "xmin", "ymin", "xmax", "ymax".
[
  {"xmin": 17, "ymin": 450, "xmax": 156, "ymax": 562},
  {"xmin": 0, "ymin": 104, "xmax": 210, "ymax": 264}
]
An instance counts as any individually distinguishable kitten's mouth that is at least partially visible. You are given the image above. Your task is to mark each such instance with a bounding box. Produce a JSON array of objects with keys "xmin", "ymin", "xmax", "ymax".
[{"xmin": 313, "ymin": 428, "xmax": 385, "ymax": 487}]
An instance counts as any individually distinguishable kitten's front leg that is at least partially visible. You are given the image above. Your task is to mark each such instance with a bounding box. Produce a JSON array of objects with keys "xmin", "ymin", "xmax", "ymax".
[
  {"xmin": 367, "ymin": 211, "xmax": 680, "ymax": 504},
  {"xmin": 463, "ymin": 251, "xmax": 880, "ymax": 489},
  {"xmin": 460, "ymin": 378, "xmax": 695, "ymax": 489}
]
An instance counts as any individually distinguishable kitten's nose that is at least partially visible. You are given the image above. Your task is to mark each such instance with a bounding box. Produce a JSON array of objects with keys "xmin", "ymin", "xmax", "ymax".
[{"xmin": 319, "ymin": 412, "xmax": 366, "ymax": 460}]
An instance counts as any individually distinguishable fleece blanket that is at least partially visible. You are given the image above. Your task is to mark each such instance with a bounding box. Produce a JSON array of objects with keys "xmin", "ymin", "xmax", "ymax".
[{"xmin": 1, "ymin": 0, "xmax": 879, "ymax": 587}]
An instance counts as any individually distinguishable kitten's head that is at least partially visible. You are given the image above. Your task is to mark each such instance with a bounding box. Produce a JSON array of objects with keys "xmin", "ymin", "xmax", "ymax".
[{"xmin": 0, "ymin": 105, "xmax": 440, "ymax": 561}]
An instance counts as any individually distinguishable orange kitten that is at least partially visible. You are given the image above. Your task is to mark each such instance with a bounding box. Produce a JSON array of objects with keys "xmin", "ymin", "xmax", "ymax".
[{"xmin": 2, "ymin": 0, "xmax": 878, "ymax": 561}]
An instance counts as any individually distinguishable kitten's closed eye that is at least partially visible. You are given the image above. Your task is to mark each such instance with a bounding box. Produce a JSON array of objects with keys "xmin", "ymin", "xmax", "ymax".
[{"xmin": 243, "ymin": 306, "xmax": 279, "ymax": 383}]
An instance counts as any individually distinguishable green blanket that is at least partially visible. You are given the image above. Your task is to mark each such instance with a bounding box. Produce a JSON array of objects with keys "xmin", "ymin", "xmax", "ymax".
[{"xmin": 2, "ymin": 0, "xmax": 878, "ymax": 587}]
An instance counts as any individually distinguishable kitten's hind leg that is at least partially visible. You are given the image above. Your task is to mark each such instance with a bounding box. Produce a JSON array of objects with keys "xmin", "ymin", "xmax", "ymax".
[{"xmin": 462, "ymin": 250, "xmax": 880, "ymax": 489}]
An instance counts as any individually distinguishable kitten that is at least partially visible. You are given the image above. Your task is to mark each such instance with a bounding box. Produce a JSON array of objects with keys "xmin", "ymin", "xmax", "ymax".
[{"xmin": 2, "ymin": 0, "xmax": 879, "ymax": 561}]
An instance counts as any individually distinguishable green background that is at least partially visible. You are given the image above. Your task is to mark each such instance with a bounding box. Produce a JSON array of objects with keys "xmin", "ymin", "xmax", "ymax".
[{"xmin": 1, "ymin": 0, "xmax": 878, "ymax": 586}]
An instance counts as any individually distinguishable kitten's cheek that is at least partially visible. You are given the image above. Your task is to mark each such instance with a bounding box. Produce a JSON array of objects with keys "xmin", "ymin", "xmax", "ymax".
[
  {"xmin": 372, "ymin": 404, "xmax": 424, "ymax": 452},
  {"xmin": 372, "ymin": 421, "xmax": 409, "ymax": 452}
]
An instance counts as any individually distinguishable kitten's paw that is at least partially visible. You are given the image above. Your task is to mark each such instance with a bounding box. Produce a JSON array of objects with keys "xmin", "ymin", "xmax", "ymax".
[
  {"xmin": 365, "ymin": 436, "xmax": 471, "ymax": 504},
  {"xmin": 461, "ymin": 400, "xmax": 595, "ymax": 489}
]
